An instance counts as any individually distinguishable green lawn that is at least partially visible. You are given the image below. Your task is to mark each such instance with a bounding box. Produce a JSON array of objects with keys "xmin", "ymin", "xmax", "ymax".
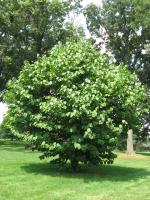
[{"xmin": 0, "ymin": 142, "xmax": 150, "ymax": 200}]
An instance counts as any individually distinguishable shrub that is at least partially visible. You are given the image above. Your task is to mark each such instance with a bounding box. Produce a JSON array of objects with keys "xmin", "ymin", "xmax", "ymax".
[{"xmin": 4, "ymin": 41, "xmax": 148, "ymax": 170}]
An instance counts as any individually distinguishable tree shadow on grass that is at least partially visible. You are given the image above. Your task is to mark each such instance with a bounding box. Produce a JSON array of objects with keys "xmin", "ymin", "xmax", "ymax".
[
  {"xmin": 137, "ymin": 152, "xmax": 150, "ymax": 157},
  {"xmin": 0, "ymin": 144, "xmax": 38, "ymax": 153},
  {"xmin": 0, "ymin": 145, "xmax": 33, "ymax": 153},
  {"xmin": 21, "ymin": 162, "xmax": 150, "ymax": 183}
]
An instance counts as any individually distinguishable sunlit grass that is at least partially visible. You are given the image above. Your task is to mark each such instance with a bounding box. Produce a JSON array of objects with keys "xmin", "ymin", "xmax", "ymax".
[{"xmin": 0, "ymin": 142, "xmax": 150, "ymax": 200}]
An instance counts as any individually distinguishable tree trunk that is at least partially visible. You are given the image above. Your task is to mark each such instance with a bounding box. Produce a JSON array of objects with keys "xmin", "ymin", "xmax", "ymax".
[
  {"xmin": 71, "ymin": 159, "xmax": 78, "ymax": 172},
  {"xmin": 127, "ymin": 129, "xmax": 135, "ymax": 155}
]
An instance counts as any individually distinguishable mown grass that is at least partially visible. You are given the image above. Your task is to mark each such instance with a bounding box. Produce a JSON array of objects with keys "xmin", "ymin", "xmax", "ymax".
[{"xmin": 0, "ymin": 142, "xmax": 150, "ymax": 200}]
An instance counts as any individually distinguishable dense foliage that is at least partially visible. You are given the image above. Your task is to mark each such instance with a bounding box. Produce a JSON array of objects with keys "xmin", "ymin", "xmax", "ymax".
[
  {"xmin": 0, "ymin": 123, "xmax": 16, "ymax": 140},
  {"xmin": 84, "ymin": 0, "xmax": 150, "ymax": 87},
  {"xmin": 4, "ymin": 41, "xmax": 148, "ymax": 169},
  {"xmin": 0, "ymin": 0, "xmax": 82, "ymax": 92}
]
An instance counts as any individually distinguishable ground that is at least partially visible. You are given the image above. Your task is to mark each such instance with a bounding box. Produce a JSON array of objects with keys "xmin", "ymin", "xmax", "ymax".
[{"xmin": 0, "ymin": 142, "xmax": 150, "ymax": 200}]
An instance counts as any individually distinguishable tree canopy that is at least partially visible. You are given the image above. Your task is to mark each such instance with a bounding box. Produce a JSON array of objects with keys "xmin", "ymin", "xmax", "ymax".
[
  {"xmin": 84, "ymin": 0, "xmax": 150, "ymax": 87},
  {"xmin": 0, "ymin": 0, "xmax": 83, "ymax": 92},
  {"xmin": 4, "ymin": 41, "xmax": 148, "ymax": 169}
]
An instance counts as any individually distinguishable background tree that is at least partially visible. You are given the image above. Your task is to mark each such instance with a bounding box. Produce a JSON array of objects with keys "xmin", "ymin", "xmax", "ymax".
[
  {"xmin": 4, "ymin": 41, "xmax": 148, "ymax": 170},
  {"xmin": 0, "ymin": 0, "xmax": 83, "ymax": 93},
  {"xmin": 0, "ymin": 122, "xmax": 16, "ymax": 141},
  {"xmin": 84, "ymin": 0, "xmax": 150, "ymax": 87}
]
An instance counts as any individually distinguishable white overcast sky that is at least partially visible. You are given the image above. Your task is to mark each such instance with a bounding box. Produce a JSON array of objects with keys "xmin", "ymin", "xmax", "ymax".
[
  {"xmin": 74, "ymin": 0, "xmax": 102, "ymax": 37},
  {"xmin": 0, "ymin": 102, "xmax": 8, "ymax": 124},
  {"xmin": 0, "ymin": 0, "xmax": 102, "ymax": 124},
  {"xmin": 82, "ymin": 0, "xmax": 101, "ymax": 6}
]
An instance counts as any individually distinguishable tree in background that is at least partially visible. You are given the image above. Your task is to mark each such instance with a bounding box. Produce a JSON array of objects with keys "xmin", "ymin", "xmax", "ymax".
[
  {"xmin": 0, "ymin": 0, "xmax": 83, "ymax": 93},
  {"xmin": 4, "ymin": 41, "xmax": 148, "ymax": 170},
  {"xmin": 84, "ymin": 0, "xmax": 150, "ymax": 87},
  {"xmin": 0, "ymin": 122, "xmax": 16, "ymax": 141}
]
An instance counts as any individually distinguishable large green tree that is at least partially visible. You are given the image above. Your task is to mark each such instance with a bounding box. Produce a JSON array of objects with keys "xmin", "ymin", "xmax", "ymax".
[
  {"xmin": 0, "ymin": 0, "xmax": 82, "ymax": 92},
  {"xmin": 84, "ymin": 0, "xmax": 150, "ymax": 86},
  {"xmin": 4, "ymin": 41, "xmax": 148, "ymax": 170}
]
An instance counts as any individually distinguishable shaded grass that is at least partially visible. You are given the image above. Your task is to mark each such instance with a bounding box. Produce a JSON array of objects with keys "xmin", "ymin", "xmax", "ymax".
[
  {"xmin": 137, "ymin": 152, "xmax": 150, "ymax": 157},
  {"xmin": 22, "ymin": 162, "xmax": 149, "ymax": 183},
  {"xmin": 0, "ymin": 142, "xmax": 150, "ymax": 200}
]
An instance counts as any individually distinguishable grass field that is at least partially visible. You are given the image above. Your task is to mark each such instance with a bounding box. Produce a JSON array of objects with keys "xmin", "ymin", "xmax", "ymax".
[{"xmin": 0, "ymin": 142, "xmax": 150, "ymax": 200}]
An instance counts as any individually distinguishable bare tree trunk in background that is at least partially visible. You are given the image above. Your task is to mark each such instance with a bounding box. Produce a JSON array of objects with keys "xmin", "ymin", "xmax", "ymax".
[{"xmin": 127, "ymin": 129, "xmax": 135, "ymax": 155}]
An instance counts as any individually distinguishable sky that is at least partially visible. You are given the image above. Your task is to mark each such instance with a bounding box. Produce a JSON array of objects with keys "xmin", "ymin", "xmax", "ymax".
[
  {"xmin": 74, "ymin": 0, "xmax": 102, "ymax": 38},
  {"xmin": 82, "ymin": 0, "xmax": 101, "ymax": 6},
  {"xmin": 0, "ymin": 0, "xmax": 102, "ymax": 124},
  {"xmin": 0, "ymin": 102, "xmax": 8, "ymax": 124}
]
